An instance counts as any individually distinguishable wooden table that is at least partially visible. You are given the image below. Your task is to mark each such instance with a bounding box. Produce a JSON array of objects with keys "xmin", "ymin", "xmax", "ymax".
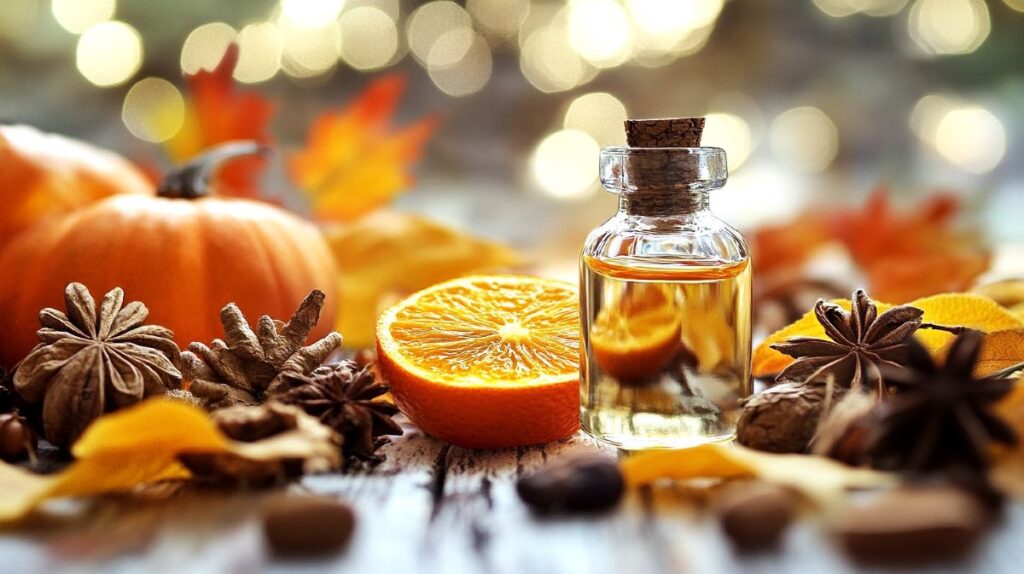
[{"xmin": 1, "ymin": 422, "xmax": 1023, "ymax": 573}]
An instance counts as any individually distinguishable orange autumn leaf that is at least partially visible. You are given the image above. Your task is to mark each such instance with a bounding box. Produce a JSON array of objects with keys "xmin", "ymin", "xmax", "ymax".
[
  {"xmin": 752, "ymin": 293, "xmax": 1024, "ymax": 378},
  {"xmin": 750, "ymin": 211, "xmax": 831, "ymax": 277},
  {"xmin": 958, "ymin": 329, "xmax": 1024, "ymax": 378},
  {"xmin": 289, "ymin": 75, "xmax": 437, "ymax": 222},
  {"xmin": 828, "ymin": 187, "xmax": 989, "ymax": 302},
  {"xmin": 164, "ymin": 44, "xmax": 275, "ymax": 198}
]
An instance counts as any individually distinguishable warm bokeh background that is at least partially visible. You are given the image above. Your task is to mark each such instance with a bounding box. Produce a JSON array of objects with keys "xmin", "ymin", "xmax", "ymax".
[{"xmin": 2, "ymin": 0, "xmax": 1022, "ymax": 279}]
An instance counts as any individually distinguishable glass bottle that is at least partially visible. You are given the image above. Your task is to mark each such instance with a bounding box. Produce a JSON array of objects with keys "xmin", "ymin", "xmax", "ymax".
[{"xmin": 579, "ymin": 144, "xmax": 752, "ymax": 450}]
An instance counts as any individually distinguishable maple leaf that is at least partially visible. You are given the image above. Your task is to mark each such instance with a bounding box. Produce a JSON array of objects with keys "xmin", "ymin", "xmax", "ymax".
[
  {"xmin": 828, "ymin": 186, "xmax": 989, "ymax": 302},
  {"xmin": 289, "ymin": 75, "xmax": 437, "ymax": 222},
  {"xmin": 163, "ymin": 44, "xmax": 275, "ymax": 198}
]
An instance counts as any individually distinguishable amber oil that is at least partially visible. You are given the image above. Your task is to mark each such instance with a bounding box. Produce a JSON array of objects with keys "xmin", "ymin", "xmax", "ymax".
[{"xmin": 580, "ymin": 254, "xmax": 752, "ymax": 450}]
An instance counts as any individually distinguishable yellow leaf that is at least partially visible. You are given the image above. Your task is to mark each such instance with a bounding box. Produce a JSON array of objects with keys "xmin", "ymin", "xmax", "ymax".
[
  {"xmin": 992, "ymin": 379, "xmax": 1024, "ymax": 496},
  {"xmin": 326, "ymin": 210, "xmax": 523, "ymax": 347},
  {"xmin": 753, "ymin": 293, "xmax": 1024, "ymax": 378},
  {"xmin": 945, "ymin": 329, "xmax": 1024, "ymax": 378},
  {"xmin": 621, "ymin": 443, "xmax": 894, "ymax": 508},
  {"xmin": 289, "ymin": 75, "xmax": 436, "ymax": 222},
  {"xmin": 0, "ymin": 399, "xmax": 337, "ymax": 522}
]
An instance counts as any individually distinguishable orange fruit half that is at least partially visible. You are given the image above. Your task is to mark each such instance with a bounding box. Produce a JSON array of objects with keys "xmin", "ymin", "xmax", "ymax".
[
  {"xmin": 591, "ymin": 283, "xmax": 682, "ymax": 381},
  {"xmin": 376, "ymin": 275, "xmax": 580, "ymax": 448}
]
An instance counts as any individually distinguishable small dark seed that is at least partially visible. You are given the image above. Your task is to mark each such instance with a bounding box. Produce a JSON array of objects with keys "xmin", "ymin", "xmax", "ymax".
[
  {"xmin": 516, "ymin": 453, "xmax": 624, "ymax": 515},
  {"xmin": 262, "ymin": 496, "xmax": 356, "ymax": 558}
]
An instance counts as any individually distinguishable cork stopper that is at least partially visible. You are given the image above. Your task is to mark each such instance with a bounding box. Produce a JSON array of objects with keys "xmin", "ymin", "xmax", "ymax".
[
  {"xmin": 611, "ymin": 117, "xmax": 718, "ymax": 216},
  {"xmin": 625, "ymin": 117, "xmax": 705, "ymax": 148}
]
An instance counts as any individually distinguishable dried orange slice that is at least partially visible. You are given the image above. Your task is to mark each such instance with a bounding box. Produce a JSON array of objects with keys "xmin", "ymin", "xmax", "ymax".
[
  {"xmin": 591, "ymin": 283, "xmax": 682, "ymax": 381},
  {"xmin": 376, "ymin": 275, "xmax": 580, "ymax": 448}
]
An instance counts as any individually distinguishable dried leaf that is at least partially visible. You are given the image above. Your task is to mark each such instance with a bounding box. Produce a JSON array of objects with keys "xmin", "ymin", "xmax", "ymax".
[
  {"xmin": 954, "ymin": 329, "xmax": 1024, "ymax": 378},
  {"xmin": 754, "ymin": 293, "xmax": 1024, "ymax": 378},
  {"xmin": 621, "ymin": 443, "xmax": 894, "ymax": 508},
  {"xmin": 991, "ymin": 379, "xmax": 1024, "ymax": 496},
  {"xmin": 0, "ymin": 399, "xmax": 338, "ymax": 522},
  {"xmin": 828, "ymin": 187, "xmax": 989, "ymax": 302},
  {"xmin": 289, "ymin": 76, "xmax": 436, "ymax": 222},
  {"xmin": 750, "ymin": 212, "xmax": 832, "ymax": 278},
  {"xmin": 325, "ymin": 210, "xmax": 522, "ymax": 347},
  {"xmin": 163, "ymin": 44, "xmax": 275, "ymax": 198}
]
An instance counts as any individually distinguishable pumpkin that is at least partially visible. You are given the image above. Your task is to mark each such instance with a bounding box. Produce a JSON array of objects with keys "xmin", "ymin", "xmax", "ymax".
[
  {"xmin": 0, "ymin": 124, "xmax": 151, "ymax": 244},
  {"xmin": 0, "ymin": 142, "xmax": 338, "ymax": 368}
]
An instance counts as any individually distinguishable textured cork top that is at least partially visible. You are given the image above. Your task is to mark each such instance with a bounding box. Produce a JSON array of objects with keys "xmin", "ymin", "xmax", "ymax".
[{"xmin": 624, "ymin": 117, "xmax": 705, "ymax": 148}]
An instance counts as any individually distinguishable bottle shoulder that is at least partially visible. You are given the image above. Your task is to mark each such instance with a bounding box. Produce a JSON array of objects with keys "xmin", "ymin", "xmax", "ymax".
[{"xmin": 582, "ymin": 212, "xmax": 749, "ymax": 267}]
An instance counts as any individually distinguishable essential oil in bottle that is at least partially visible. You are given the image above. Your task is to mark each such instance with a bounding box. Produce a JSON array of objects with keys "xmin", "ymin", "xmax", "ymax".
[{"xmin": 579, "ymin": 118, "xmax": 752, "ymax": 450}]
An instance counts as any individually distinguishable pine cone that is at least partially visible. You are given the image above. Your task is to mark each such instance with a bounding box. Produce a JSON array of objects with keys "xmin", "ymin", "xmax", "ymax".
[
  {"xmin": 182, "ymin": 290, "xmax": 343, "ymax": 410},
  {"xmin": 268, "ymin": 360, "xmax": 403, "ymax": 463}
]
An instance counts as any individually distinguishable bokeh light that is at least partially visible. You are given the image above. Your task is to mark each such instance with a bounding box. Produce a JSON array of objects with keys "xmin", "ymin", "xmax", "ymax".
[
  {"xmin": 531, "ymin": 129, "xmax": 600, "ymax": 200},
  {"xmin": 567, "ymin": 0, "xmax": 632, "ymax": 68},
  {"xmin": 909, "ymin": 92, "xmax": 961, "ymax": 141},
  {"xmin": 856, "ymin": 0, "xmax": 912, "ymax": 16},
  {"xmin": 121, "ymin": 77, "xmax": 184, "ymax": 142},
  {"xmin": 519, "ymin": 6, "xmax": 595, "ymax": 93},
  {"xmin": 563, "ymin": 92, "xmax": 628, "ymax": 147},
  {"xmin": 1005, "ymin": 0, "xmax": 1024, "ymax": 13},
  {"xmin": 908, "ymin": 0, "xmax": 990, "ymax": 56},
  {"xmin": 933, "ymin": 105, "xmax": 1006, "ymax": 173},
  {"xmin": 407, "ymin": 1, "xmax": 472, "ymax": 65},
  {"xmin": 180, "ymin": 22, "xmax": 235, "ymax": 74},
  {"xmin": 235, "ymin": 22, "xmax": 283, "ymax": 83},
  {"xmin": 51, "ymin": 0, "xmax": 115, "ymax": 34},
  {"xmin": 812, "ymin": 0, "xmax": 860, "ymax": 17},
  {"xmin": 628, "ymin": 0, "xmax": 723, "ymax": 36},
  {"xmin": 279, "ymin": 14, "xmax": 341, "ymax": 78},
  {"xmin": 339, "ymin": 6, "xmax": 399, "ymax": 70},
  {"xmin": 428, "ymin": 31, "xmax": 493, "ymax": 96},
  {"xmin": 280, "ymin": 0, "xmax": 345, "ymax": 28},
  {"xmin": 76, "ymin": 21, "xmax": 142, "ymax": 87},
  {"xmin": 468, "ymin": 0, "xmax": 529, "ymax": 40},
  {"xmin": 769, "ymin": 106, "xmax": 839, "ymax": 172},
  {"xmin": 702, "ymin": 113, "xmax": 754, "ymax": 171}
]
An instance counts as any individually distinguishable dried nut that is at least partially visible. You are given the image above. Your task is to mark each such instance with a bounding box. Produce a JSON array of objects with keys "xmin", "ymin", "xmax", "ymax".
[
  {"xmin": 714, "ymin": 481, "xmax": 798, "ymax": 551},
  {"xmin": 0, "ymin": 412, "xmax": 35, "ymax": 462},
  {"xmin": 737, "ymin": 383, "xmax": 841, "ymax": 453},
  {"xmin": 262, "ymin": 496, "xmax": 356, "ymax": 558},
  {"xmin": 516, "ymin": 453, "xmax": 624, "ymax": 514},
  {"xmin": 833, "ymin": 486, "xmax": 990, "ymax": 564}
]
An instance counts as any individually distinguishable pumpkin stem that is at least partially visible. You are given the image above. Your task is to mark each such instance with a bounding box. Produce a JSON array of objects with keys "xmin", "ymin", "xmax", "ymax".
[{"xmin": 157, "ymin": 141, "xmax": 269, "ymax": 199}]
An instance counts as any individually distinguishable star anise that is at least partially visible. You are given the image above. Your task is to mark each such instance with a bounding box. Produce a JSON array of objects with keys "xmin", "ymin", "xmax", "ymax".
[
  {"xmin": 13, "ymin": 283, "xmax": 182, "ymax": 447},
  {"xmin": 182, "ymin": 290, "xmax": 343, "ymax": 410},
  {"xmin": 864, "ymin": 331, "xmax": 1017, "ymax": 475},
  {"xmin": 771, "ymin": 289, "xmax": 923, "ymax": 395},
  {"xmin": 268, "ymin": 361, "xmax": 403, "ymax": 464}
]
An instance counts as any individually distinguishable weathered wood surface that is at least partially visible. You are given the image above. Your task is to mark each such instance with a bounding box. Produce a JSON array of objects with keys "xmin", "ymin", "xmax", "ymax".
[{"xmin": 1, "ymin": 425, "xmax": 1023, "ymax": 574}]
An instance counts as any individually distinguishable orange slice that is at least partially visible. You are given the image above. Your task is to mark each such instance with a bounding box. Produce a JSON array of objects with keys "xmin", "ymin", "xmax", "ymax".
[
  {"xmin": 376, "ymin": 275, "xmax": 580, "ymax": 448},
  {"xmin": 591, "ymin": 283, "xmax": 682, "ymax": 381}
]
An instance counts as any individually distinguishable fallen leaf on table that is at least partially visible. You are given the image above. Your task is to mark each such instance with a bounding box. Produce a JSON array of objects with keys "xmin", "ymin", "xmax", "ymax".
[
  {"xmin": 991, "ymin": 379, "xmax": 1024, "ymax": 496},
  {"xmin": 828, "ymin": 187, "xmax": 989, "ymax": 303},
  {"xmin": 621, "ymin": 443, "xmax": 894, "ymax": 509},
  {"xmin": 750, "ymin": 213, "xmax": 832, "ymax": 278},
  {"xmin": 0, "ymin": 398, "xmax": 339, "ymax": 522},
  {"xmin": 325, "ymin": 210, "xmax": 522, "ymax": 347},
  {"xmin": 973, "ymin": 280, "xmax": 1024, "ymax": 320},
  {"xmin": 753, "ymin": 293, "xmax": 1024, "ymax": 378},
  {"xmin": 290, "ymin": 75, "xmax": 436, "ymax": 222},
  {"xmin": 163, "ymin": 44, "xmax": 274, "ymax": 199},
  {"xmin": 937, "ymin": 329, "xmax": 1024, "ymax": 378}
]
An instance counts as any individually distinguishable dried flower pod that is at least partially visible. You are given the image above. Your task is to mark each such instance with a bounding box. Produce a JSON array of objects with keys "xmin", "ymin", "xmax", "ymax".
[
  {"xmin": 736, "ymin": 382, "xmax": 843, "ymax": 453},
  {"xmin": 13, "ymin": 283, "xmax": 182, "ymax": 447},
  {"xmin": 833, "ymin": 485, "xmax": 991, "ymax": 564},
  {"xmin": 0, "ymin": 412, "xmax": 36, "ymax": 462},
  {"xmin": 516, "ymin": 452, "xmax": 624, "ymax": 514},
  {"xmin": 714, "ymin": 481, "xmax": 798, "ymax": 551},
  {"xmin": 182, "ymin": 290, "xmax": 343, "ymax": 410},
  {"xmin": 811, "ymin": 391, "xmax": 877, "ymax": 464},
  {"xmin": 178, "ymin": 402, "xmax": 342, "ymax": 487},
  {"xmin": 262, "ymin": 495, "xmax": 356, "ymax": 558}
]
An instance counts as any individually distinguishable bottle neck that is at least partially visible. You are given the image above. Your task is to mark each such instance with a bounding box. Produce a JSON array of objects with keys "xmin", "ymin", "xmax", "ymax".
[{"xmin": 618, "ymin": 189, "xmax": 710, "ymax": 217}]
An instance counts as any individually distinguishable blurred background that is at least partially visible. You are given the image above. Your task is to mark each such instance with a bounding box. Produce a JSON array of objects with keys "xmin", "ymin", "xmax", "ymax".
[{"xmin": 1, "ymin": 0, "xmax": 1022, "ymax": 280}]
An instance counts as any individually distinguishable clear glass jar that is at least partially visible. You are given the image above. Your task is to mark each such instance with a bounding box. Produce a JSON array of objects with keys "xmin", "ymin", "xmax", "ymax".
[{"xmin": 579, "ymin": 146, "xmax": 752, "ymax": 450}]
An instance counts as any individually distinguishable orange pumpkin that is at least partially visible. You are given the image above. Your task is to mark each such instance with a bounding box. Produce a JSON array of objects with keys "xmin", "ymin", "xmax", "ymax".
[
  {"xmin": 0, "ymin": 142, "xmax": 338, "ymax": 368},
  {"xmin": 0, "ymin": 124, "xmax": 151, "ymax": 244}
]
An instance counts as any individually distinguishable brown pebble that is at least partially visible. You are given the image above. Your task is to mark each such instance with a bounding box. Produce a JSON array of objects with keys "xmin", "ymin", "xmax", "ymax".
[
  {"xmin": 0, "ymin": 412, "xmax": 34, "ymax": 462},
  {"xmin": 833, "ymin": 485, "xmax": 990, "ymax": 564},
  {"xmin": 516, "ymin": 452, "xmax": 624, "ymax": 514},
  {"xmin": 715, "ymin": 481, "xmax": 798, "ymax": 551},
  {"xmin": 262, "ymin": 496, "xmax": 356, "ymax": 558}
]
